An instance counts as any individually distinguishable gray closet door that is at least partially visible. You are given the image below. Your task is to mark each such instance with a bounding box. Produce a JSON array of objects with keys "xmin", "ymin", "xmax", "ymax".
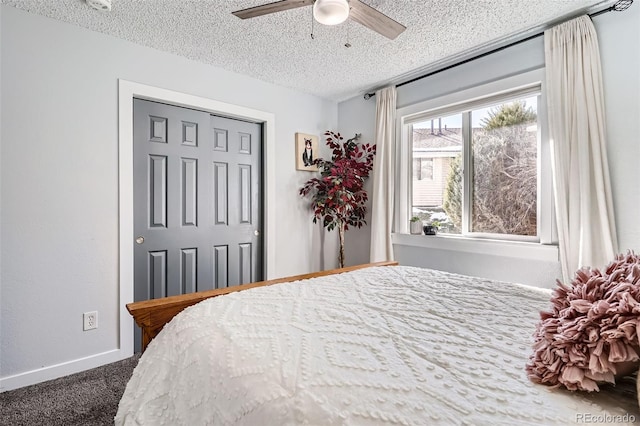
[
  {"xmin": 133, "ymin": 99, "xmax": 263, "ymax": 348},
  {"xmin": 208, "ymin": 114, "xmax": 263, "ymax": 288}
]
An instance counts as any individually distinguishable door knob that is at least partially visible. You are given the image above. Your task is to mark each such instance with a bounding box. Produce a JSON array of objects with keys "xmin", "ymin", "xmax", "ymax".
[
  {"xmin": 254, "ymin": 230, "xmax": 260, "ymax": 236},
  {"xmin": 135, "ymin": 236, "xmax": 145, "ymax": 244}
]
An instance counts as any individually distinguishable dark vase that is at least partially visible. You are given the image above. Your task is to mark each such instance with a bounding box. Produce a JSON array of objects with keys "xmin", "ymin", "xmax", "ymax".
[{"xmin": 423, "ymin": 225, "xmax": 438, "ymax": 235}]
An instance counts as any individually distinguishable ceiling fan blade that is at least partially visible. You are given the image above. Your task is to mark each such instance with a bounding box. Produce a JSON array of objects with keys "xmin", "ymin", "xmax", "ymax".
[
  {"xmin": 232, "ymin": 0, "xmax": 313, "ymax": 20},
  {"xmin": 349, "ymin": 0, "xmax": 406, "ymax": 40}
]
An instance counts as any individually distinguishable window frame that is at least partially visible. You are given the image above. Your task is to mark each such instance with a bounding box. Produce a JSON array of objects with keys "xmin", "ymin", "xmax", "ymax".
[
  {"xmin": 395, "ymin": 69, "xmax": 556, "ymax": 248},
  {"xmin": 413, "ymin": 157, "xmax": 434, "ymax": 181}
]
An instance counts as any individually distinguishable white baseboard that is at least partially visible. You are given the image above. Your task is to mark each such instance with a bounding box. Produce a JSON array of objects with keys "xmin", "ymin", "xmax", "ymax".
[{"xmin": 0, "ymin": 348, "xmax": 133, "ymax": 392}]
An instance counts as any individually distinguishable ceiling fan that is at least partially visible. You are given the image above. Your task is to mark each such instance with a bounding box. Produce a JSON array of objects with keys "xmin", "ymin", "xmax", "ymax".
[{"xmin": 232, "ymin": 0, "xmax": 406, "ymax": 40}]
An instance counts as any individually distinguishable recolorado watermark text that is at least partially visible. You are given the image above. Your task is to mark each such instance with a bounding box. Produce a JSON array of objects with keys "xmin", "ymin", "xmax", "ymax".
[{"xmin": 576, "ymin": 413, "xmax": 636, "ymax": 423}]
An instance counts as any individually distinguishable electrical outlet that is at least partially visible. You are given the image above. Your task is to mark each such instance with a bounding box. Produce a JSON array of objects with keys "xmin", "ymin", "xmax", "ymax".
[{"xmin": 83, "ymin": 311, "xmax": 98, "ymax": 331}]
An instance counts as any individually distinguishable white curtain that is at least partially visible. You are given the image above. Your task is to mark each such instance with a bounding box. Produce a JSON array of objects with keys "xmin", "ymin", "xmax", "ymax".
[
  {"xmin": 545, "ymin": 15, "xmax": 618, "ymax": 282},
  {"xmin": 370, "ymin": 86, "xmax": 397, "ymax": 262}
]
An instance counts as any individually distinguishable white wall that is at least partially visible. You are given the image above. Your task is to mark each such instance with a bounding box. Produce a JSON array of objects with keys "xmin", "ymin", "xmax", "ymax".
[
  {"xmin": 338, "ymin": 6, "xmax": 640, "ymax": 287},
  {"xmin": 595, "ymin": 5, "xmax": 640, "ymax": 253},
  {"xmin": 0, "ymin": 6, "xmax": 338, "ymax": 390}
]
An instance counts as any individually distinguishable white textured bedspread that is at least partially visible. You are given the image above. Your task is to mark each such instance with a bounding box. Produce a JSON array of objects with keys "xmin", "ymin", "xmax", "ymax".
[{"xmin": 115, "ymin": 266, "xmax": 638, "ymax": 425}]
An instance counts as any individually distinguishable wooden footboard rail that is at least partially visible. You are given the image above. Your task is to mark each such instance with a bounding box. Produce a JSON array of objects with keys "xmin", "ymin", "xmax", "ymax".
[{"xmin": 127, "ymin": 261, "xmax": 398, "ymax": 352}]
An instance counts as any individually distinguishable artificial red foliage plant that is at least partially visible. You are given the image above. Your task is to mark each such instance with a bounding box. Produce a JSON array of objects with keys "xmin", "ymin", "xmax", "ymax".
[{"xmin": 299, "ymin": 131, "xmax": 376, "ymax": 268}]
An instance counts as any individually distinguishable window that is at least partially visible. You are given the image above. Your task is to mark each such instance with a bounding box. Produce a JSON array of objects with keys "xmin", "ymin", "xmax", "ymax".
[
  {"xmin": 413, "ymin": 158, "xmax": 434, "ymax": 180},
  {"xmin": 399, "ymin": 71, "xmax": 553, "ymax": 244},
  {"xmin": 470, "ymin": 97, "xmax": 538, "ymax": 237},
  {"xmin": 411, "ymin": 114, "xmax": 463, "ymax": 233}
]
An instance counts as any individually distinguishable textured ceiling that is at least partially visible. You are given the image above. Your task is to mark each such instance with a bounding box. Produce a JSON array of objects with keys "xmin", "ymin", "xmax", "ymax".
[{"xmin": 2, "ymin": 0, "xmax": 614, "ymax": 101}]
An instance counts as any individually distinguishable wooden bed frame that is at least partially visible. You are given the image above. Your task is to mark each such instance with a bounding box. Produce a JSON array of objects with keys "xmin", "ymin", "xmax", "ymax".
[{"xmin": 127, "ymin": 261, "xmax": 398, "ymax": 352}]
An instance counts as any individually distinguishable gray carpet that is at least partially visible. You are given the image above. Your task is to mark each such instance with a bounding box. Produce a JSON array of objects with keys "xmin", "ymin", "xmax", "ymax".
[{"xmin": 1, "ymin": 355, "xmax": 140, "ymax": 426}]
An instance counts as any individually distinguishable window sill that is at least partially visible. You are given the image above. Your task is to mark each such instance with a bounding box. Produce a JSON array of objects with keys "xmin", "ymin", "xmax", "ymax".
[{"xmin": 391, "ymin": 233, "xmax": 559, "ymax": 263}]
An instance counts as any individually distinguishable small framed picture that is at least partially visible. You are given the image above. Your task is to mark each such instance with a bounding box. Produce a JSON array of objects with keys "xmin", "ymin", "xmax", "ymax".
[{"xmin": 295, "ymin": 133, "xmax": 319, "ymax": 171}]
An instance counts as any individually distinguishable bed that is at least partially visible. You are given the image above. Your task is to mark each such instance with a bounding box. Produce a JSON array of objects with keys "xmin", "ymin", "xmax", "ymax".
[{"xmin": 116, "ymin": 263, "xmax": 639, "ymax": 425}]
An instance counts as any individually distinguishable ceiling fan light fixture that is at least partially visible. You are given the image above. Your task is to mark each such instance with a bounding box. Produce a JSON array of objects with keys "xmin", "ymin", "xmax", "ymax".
[{"xmin": 313, "ymin": 0, "xmax": 350, "ymax": 26}]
